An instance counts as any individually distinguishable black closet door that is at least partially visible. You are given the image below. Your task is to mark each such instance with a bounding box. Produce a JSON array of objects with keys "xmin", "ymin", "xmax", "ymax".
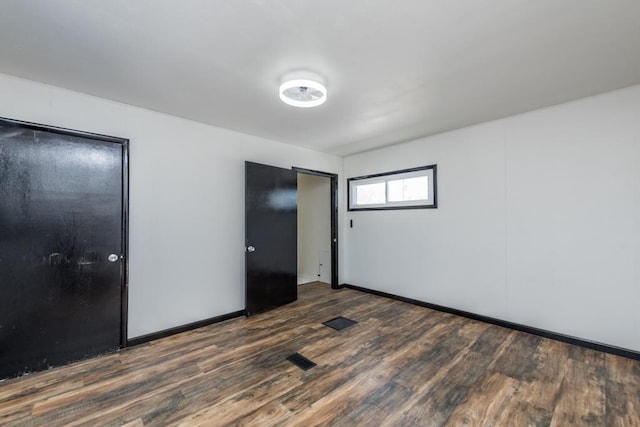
[
  {"xmin": 245, "ymin": 161, "xmax": 297, "ymax": 316},
  {"xmin": 0, "ymin": 119, "xmax": 126, "ymax": 379}
]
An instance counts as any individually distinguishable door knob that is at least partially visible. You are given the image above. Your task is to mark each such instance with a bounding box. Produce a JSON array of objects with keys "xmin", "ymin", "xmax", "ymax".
[
  {"xmin": 246, "ymin": 246, "xmax": 256, "ymax": 253},
  {"xmin": 108, "ymin": 254, "xmax": 120, "ymax": 262}
]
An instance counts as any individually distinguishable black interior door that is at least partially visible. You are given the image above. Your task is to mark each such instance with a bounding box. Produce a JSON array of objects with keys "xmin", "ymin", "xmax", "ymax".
[
  {"xmin": 245, "ymin": 161, "xmax": 297, "ymax": 316},
  {"xmin": 0, "ymin": 119, "xmax": 126, "ymax": 380}
]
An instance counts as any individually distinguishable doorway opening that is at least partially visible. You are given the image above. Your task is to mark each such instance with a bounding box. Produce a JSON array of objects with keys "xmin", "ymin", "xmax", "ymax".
[{"xmin": 294, "ymin": 167, "xmax": 338, "ymax": 289}]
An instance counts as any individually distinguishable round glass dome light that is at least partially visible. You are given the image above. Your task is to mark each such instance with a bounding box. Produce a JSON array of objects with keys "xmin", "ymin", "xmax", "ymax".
[{"xmin": 279, "ymin": 79, "xmax": 327, "ymax": 108}]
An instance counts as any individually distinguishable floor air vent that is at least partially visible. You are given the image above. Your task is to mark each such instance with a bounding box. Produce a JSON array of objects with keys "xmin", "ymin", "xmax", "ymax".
[
  {"xmin": 286, "ymin": 353, "xmax": 316, "ymax": 371},
  {"xmin": 323, "ymin": 316, "xmax": 358, "ymax": 331}
]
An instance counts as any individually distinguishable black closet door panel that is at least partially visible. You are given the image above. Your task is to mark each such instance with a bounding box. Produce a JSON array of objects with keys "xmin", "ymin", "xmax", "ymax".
[
  {"xmin": 245, "ymin": 161, "xmax": 297, "ymax": 316},
  {"xmin": 0, "ymin": 122, "xmax": 124, "ymax": 379}
]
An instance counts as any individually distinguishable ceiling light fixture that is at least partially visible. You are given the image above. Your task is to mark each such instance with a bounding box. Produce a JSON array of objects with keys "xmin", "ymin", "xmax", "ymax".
[{"xmin": 279, "ymin": 78, "xmax": 327, "ymax": 108}]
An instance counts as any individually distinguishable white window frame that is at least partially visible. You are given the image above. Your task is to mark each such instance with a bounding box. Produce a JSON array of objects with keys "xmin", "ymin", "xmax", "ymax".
[{"xmin": 348, "ymin": 165, "xmax": 437, "ymax": 211}]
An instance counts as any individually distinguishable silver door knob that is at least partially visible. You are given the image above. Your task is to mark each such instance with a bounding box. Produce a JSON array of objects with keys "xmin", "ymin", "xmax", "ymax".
[
  {"xmin": 108, "ymin": 254, "xmax": 120, "ymax": 262},
  {"xmin": 246, "ymin": 246, "xmax": 256, "ymax": 253}
]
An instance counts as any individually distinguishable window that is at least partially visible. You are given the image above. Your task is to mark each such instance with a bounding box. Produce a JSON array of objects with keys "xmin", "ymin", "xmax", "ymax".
[{"xmin": 348, "ymin": 165, "xmax": 437, "ymax": 210}]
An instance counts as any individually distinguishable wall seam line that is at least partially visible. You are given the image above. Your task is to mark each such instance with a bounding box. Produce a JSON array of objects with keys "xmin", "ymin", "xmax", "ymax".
[{"xmin": 503, "ymin": 122, "xmax": 509, "ymax": 321}]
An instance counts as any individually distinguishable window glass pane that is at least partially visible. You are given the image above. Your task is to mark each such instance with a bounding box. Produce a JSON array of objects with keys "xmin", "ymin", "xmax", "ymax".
[
  {"xmin": 387, "ymin": 176, "xmax": 428, "ymax": 202},
  {"xmin": 355, "ymin": 182, "xmax": 385, "ymax": 205},
  {"xmin": 403, "ymin": 176, "xmax": 429, "ymax": 200}
]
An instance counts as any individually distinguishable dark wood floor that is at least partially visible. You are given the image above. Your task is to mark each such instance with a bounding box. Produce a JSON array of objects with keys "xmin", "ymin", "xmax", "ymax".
[{"xmin": 1, "ymin": 282, "xmax": 639, "ymax": 426}]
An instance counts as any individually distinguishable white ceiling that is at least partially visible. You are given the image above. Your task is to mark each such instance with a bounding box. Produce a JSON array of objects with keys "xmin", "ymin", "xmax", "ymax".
[{"xmin": 1, "ymin": 1, "xmax": 639, "ymax": 156}]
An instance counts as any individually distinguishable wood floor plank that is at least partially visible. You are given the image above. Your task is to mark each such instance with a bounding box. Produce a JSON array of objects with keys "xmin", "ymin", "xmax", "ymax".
[
  {"xmin": 444, "ymin": 372, "xmax": 519, "ymax": 426},
  {"xmin": 389, "ymin": 347, "xmax": 497, "ymax": 426},
  {"xmin": 491, "ymin": 331, "xmax": 542, "ymax": 382},
  {"xmin": 1, "ymin": 282, "xmax": 639, "ymax": 426},
  {"xmin": 550, "ymin": 359, "xmax": 606, "ymax": 426},
  {"xmin": 493, "ymin": 339, "xmax": 569, "ymax": 426}
]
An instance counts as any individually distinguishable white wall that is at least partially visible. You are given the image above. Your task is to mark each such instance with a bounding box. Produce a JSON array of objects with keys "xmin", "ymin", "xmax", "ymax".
[
  {"xmin": 0, "ymin": 72, "xmax": 343, "ymax": 339},
  {"xmin": 344, "ymin": 84, "xmax": 640, "ymax": 352},
  {"xmin": 297, "ymin": 173, "xmax": 331, "ymax": 284}
]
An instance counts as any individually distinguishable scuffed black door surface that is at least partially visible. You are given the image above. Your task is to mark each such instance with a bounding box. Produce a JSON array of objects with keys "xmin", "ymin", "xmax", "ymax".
[
  {"xmin": 0, "ymin": 120, "xmax": 124, "ymax": 379},
  {"xmin": 245, "ymin": 161, "xmax": 297, "ymax": 316}
]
